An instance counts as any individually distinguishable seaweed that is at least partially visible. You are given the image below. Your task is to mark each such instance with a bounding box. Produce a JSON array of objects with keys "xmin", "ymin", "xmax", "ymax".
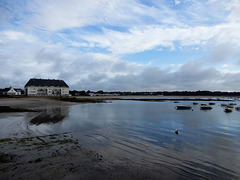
[
  {"xmin": 0, "ymin": 106, "xmax": 38, "ymax": 113},
  {"xmin": 28, "ymin": 158, "xmax": 43, "ymax": 163},
  {"xmin": 0, "ymin": 153, "xmax": 14, "ymax": 163},
  {"xmin": 0, "ymin": 138, "xmax": 12, "ymax": 142}
]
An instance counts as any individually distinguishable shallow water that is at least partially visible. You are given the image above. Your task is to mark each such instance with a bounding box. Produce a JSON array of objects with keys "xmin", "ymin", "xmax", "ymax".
[{"xmin": 1, "ymin": 100, "xmax": 240, "ymax": 179}]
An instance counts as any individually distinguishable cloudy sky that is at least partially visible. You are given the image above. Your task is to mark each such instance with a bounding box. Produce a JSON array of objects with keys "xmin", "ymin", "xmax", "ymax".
[{"xmin": 1, "ymin": 0, "xmax": 240, "ymax": 91}]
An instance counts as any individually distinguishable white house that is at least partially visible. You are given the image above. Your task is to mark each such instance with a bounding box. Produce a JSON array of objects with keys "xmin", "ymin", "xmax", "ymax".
[
  {"xmin": 7, "ymin": 87, "xmax": 19, "ymax": 95},
  {"xmin": 0, "ymin": 87, "xmax": 23, "ymax": 96},
  {"xmin": 25, "ymin": 78, "xmax": 69, "ymax": 96}
]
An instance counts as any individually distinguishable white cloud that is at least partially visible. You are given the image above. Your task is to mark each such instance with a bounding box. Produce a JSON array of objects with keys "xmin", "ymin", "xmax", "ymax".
[
  {"xmin": 22, "ymin": 0, "xmax": 178, "ymax": 31},
  {"xmin": 72, "ymin": 60, "xmax": 240, "ymax": 91},
  {"xmin": 222, "ymin": 64, "xmax": 230, "ymax": 68},
  {"xmin": 1, "ymin": 0, "xmax": 240, "ymax": 91},
  {"xmin": 75, "ymin": 22, "xmax": 240, "ymax": 56},
  {"xmin": 1, "ymin": 36, "xmax": 240, "ymax": 91},
  {"xmin": 0, "ymin": 31, "xmax": 37, "ymax": 43},
  {"xmin": 226, "ymin": 0, "xmax": 240, "ymax": 22},
  {"xmin": 175, "ymin": 0, "xmax": 181, "ymax": 5}
]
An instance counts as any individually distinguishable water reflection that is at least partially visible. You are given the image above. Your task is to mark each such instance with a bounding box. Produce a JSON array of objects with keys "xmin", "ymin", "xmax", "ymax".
[
  {"xmin": 31, "ymin": 100, "xmax": 240, "ymax": 179},
  {"xmin": 30, "ymin": 107, "xmax": 69, "ymax": 125}
]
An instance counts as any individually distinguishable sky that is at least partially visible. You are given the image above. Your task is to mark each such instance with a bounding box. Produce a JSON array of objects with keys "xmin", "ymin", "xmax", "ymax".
[{"xmin": 1, "ymin": 0, "xmax": 240, "ymax": 91}]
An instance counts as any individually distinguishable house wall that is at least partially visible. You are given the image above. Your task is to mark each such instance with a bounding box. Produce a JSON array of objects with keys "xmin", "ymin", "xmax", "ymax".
[
  {"xmin": 16, "ymin": 91, "xmax": 21, "ymax": 95},
  {"xmin": 7, "ymin": 88, "xmax": 17, "ymax": 95},
  {"xmin": 25, "ymin": 86, "xmax": 69, "ymax": 96}
]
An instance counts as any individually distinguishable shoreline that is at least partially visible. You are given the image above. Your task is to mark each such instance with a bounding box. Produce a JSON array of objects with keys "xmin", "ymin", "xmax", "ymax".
[
  {"xmin": 0, "ymin": 96, "xmax": 234, "ymax": 113},
  {"xmin": 0, "ymin": 98, "xmax": 154, "ymax": 179},
  {"xmin": 0, "ymin": 97, "xmax": 238, "ymax": 179}
]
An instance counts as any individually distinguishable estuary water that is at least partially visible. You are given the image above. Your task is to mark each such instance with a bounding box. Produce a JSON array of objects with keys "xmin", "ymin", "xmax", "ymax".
[
  {"xmin": 28, "ymin": 99, "xmax": 240, "ymax": 179},
  {"xmin": 1, "ymin": 99, "xmax": 240, "ymax": 179}
]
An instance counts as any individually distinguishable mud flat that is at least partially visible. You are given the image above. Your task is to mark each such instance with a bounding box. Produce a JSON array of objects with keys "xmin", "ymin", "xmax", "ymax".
[
  {"xmin": 0, "ymin": 133, "xmax": 170, "ymax": 180},
  {"xmin": 0, "ymin": 98, "xmax": 75, "ymax": 110},
  {"xmin": 0, "ymin": 106, "xmax": 38, "ymax": 113},
  {"xmin": 0, "ymin": 97, "xmax": 108, "ymax": 110},
  {"xmin": 0, "ymin": 133, "xmax": 103, "ymax": 179}
]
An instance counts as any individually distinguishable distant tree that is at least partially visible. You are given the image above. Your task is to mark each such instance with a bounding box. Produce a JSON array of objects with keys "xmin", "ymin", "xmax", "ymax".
[
  {"xmin": 79, "ymin": 91, "xmax": 86, "ymax": 96},
  {"xmin": 97, "ymin": 90, "xmax": 104, "ymax": 94}
]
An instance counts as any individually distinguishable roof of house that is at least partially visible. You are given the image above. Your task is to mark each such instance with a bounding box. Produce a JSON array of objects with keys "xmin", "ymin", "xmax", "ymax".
[
  {"xmin": 0, "ymin": 88, "xmax": 11, "ymax": 92},
  {"xmin": 0, "ymin": 87, "xmax": 14, "ymax": 92},
  {"xmin": 0, "ymin": 87, "xmax": 24, "ymax": 94},
  {"xmin": 25, "ymin": 78, "xmax": 69, "ymax": 87}
]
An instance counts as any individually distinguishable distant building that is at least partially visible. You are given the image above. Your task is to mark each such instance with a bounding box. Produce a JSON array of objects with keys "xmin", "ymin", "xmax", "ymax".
[
  {"xmin": 0, "ymin": 87, "xmax": 23, "ymax": 96},
  {"xmin": 25, "ymin": 78, "xmax": 69, "ymax": 96}
]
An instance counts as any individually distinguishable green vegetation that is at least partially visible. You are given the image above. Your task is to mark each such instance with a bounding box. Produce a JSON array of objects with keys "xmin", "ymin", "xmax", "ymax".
[
  {"xmin": 0, "ymin": 138, "xmax": 12, "ymax": 142},
  {"xmin": 0, "ymin": 153, "xmax": 13, "ymax": 163},
  {"xmin": 28, "ymin": 158, "xmax": 43, "ymax": 163},
  {"xmin": 0, "ymin": 106, "xmax": 37, "ymax": 113},
  {"xmin": 17, "ymin": 137, "xmax": 33, "ymax": 143}
]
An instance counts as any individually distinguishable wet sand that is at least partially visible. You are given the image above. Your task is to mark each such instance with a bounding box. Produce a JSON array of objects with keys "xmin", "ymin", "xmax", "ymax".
[
  {"xmin": 0, "ymin": 133, "xmax": 102, "ymax": 179},
  {"xmin": 0, "ymin": 98, "xmax": 172, "ymax": 179},
  {"xmin": 0, "ymin": 133, "xmax": 174, "ymax": 180},
  {"xmin": 0, "ymin": 97, "xmax": 75, "ymax": 110}
]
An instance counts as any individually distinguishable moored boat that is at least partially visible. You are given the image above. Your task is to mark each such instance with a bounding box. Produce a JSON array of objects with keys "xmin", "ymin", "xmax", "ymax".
[
  {"xmin": 209, "ymin": 102, "xmax": 215, "ymax": 105},
  {"xmin": 225, "ymin": 108, "xmax": 232, "ymax": 113},
  {"xmin": 200, "ymin": 106, "xmax": 212, "ymax": 110},
  {"xmin": 235, "ymin": 107, "xmax": 240, "ymax": 111},
  {"xmin": 176, "ymin": 105, "xmax": 192, "ymax": 110},
  {"xmin": 227, "ymin": 105, "xmax": 234, "ymax": 109}
]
